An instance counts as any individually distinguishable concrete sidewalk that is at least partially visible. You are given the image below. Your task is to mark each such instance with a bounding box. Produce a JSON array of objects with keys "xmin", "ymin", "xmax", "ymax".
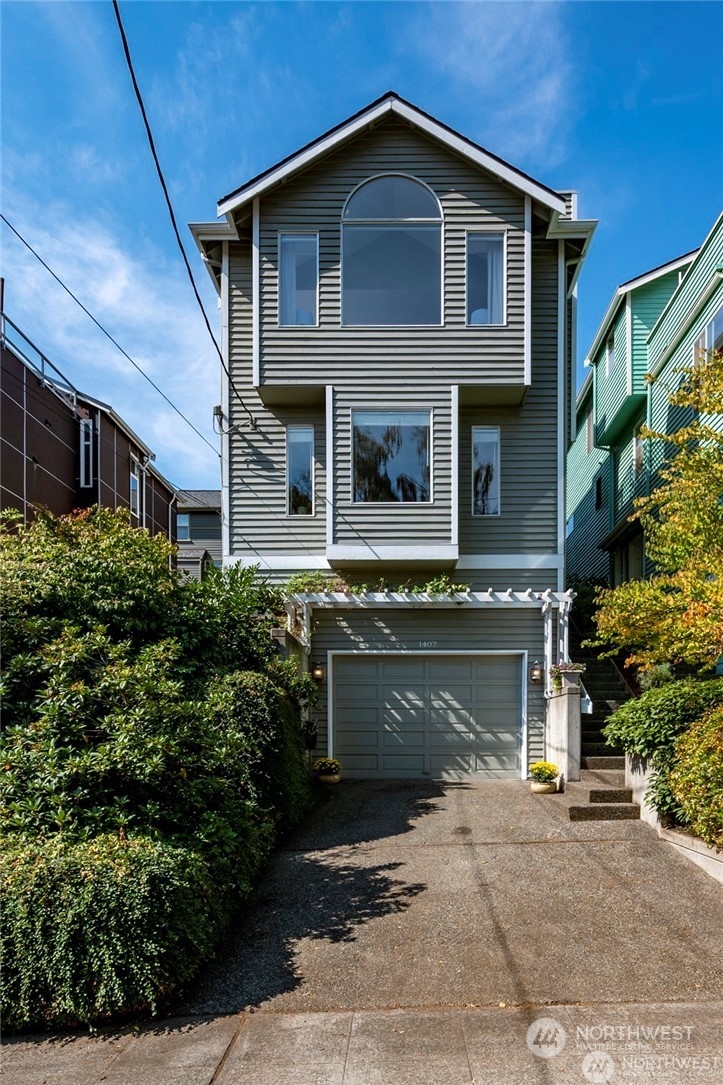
[{"xmin": 4, "ymin": 781, "xmax": 723, "ymax": 1084}]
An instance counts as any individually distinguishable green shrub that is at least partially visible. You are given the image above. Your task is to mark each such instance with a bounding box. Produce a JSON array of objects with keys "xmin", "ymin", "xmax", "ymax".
[
  {"xmin": 1, "ymin": 835, "xmax": 222, "ymax": 1031},
  {"xmin": 603, "ymin": 678, "xmax": 723, "ymax": 818},
  {"xmin": 204, "ymin": 670, "xmax": 311, "ymax": 835},
  {"xmin": 669, "ymin": 706, "xmax": 723, "ymax": 851}
]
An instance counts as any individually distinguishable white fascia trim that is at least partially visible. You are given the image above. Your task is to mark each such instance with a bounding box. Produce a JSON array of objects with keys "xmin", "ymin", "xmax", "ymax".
[
  {"xmin": 625, "ymin": 295, "xmax": 633, "ymax": 395},
  {"xmin": 220, "ymin": 243, "xmax": 231, "ymax": 564},
  {"xmin": 188, "ymin": 221, "xmax": 236, "ymax": 293},
  {"xmin": 326, "ymin": 386, "xmax": 334, "ymax": 547},
  {"xmin": 457, "ymin": 553, "xmax": 563, "ymax": 570},
  {"xmin": 225, "ymin": 553, "xmax": 331, "ymax": 571},
  {"xmin": 570, "ymin": 285, "xmax": 579, "ymax": 440},
  {"xmin": 252, "ymin": 198, "xmax": 260, "ymax": 387},
  {"xmin": 450, "ymin": 385, "xmax": 459, "ymax": 547},
  {"xmin": 326, "ymin": 544, "xmax": 459, "ymax": 563},
  {"xmin": 524, "ymin": 196, "xmax": 532, "ymax": 385},
  {"xmin": 557, "ymin": 239, "xmax": 566, "ymax": 590},
  {"xmin": 218, "ymin": 96, "xmax": 567, "ymax": 218},
  {"xmin": 648, "ymin": 270, "xmax": 723, "ymax": 377}
]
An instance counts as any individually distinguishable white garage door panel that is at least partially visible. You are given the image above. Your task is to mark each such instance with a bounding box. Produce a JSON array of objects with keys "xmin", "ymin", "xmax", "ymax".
[{"xmin": 334, "ymin": 655, "xmax": 522, "ymax": 779}]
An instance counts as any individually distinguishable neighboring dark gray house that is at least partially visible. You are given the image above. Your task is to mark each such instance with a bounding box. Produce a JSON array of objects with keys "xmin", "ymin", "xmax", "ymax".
[
  {"xmin": 176, "ymin": 489, "xmax": 222, "ymax": 578},
  {"xmin": 191, "ymin": 92, "xmax": 596, "ymax": 779},
  {"xmin": 1, "ymin": 310, "xmax": 176, "ymax": 539}
]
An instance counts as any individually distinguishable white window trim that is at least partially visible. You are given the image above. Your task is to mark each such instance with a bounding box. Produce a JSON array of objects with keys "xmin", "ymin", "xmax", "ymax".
[
  {"xmin": 277, "ymin": 232, "xmax": 320, "ymax": 328},
  {"xmin": 286, "ymin": 424, "xmax": 316, "ymax": 517},
  {"xmin": 465, "ymin": 228, "xmax": 508, "ymax": 328},
  {"xmin": 340, "ymin": 172, "xmax": 444, "ymax": 329},
  {"xmin": 177, "ymin": 512, "xmax": 190, "ymax": 542},
  {"xmin": 129, "ymin": 455, "xmax": 141, "ymax": 520},
  {"xmin": 79, "ymin": 418, "xmax": 94, "ymax": 488},
  {"xmin": 585, "ymin": 408, "xmax": 594, "ymax": 454},
  {"xmin": 350, "ymin": 407, "xmax": 434, "ymax": 505},
  {"xmin": 632, "ymin": 425, "xmax": 644, "ymax": 478},
  {"xmin": 605, "ymin": 335, "xmax": 615, "ymax": 377},
  {"xmin": 471, "ymin": 424, "xmax": 501, "ymax": 517}
]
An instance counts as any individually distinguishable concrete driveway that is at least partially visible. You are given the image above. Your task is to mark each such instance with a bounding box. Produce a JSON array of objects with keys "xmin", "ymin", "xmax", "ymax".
[{"xmin": 4, "ymin": 780, "xmax": 723, "ymax": 1084}]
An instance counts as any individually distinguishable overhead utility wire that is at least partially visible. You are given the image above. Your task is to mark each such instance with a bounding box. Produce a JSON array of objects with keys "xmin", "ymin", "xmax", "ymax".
[
  {"xmin": 1, "ymin": 214, "xmax": 218, "ymax": 457},
  {"xmin": 111, "ymin": 0, "xmax": 254, "ymax": 426}
]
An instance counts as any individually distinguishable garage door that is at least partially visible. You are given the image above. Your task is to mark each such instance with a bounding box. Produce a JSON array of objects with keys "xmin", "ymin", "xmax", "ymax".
[{"xmin": 333, "ymin": 655, "xmax": 522, "ymax": 779}]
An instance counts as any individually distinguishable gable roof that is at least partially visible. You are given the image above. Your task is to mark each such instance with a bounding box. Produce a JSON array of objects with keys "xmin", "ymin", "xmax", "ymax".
[
  {"xmin": 217, "ymin": 91, "xmax": 568, "ymax": 221},
  {"xmin": 584, "ymin": 250, "xmax": 698, "ymax": 367}
]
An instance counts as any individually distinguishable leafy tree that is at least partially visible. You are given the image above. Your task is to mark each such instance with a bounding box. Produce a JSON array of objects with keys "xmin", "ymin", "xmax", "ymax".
[{"xmin": 591, "ymin": 350, "xmax": 723, "ymax": 671}]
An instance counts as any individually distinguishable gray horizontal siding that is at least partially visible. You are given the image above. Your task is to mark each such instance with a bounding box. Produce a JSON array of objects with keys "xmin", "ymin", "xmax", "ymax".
[
  {"xmin": 309, "ymin": 607, "xmax": 546, "ymax": 767},
  {"xmin": 258, "ymin": 117, "xmax": 526, "ymax": 388}
]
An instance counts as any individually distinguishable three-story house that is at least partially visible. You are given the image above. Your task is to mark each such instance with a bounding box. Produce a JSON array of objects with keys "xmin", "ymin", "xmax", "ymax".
[{"xmin": 192, "ymin": 93, "xmax": 596, "ymax": 780}]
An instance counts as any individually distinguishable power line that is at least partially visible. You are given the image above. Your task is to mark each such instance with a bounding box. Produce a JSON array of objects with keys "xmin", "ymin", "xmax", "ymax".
[
  {"xmin": 1, "ymin": 214, "xmax": 218, "ymax": 457},
  {"xmin": 111, "ymin": 0, "xmax": 254, "ymax": 425}
]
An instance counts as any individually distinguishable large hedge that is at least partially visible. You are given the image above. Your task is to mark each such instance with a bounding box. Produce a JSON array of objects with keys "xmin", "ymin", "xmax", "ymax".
[
  {"xmin": 603, "ymin": 678, "xmax": 723, "ymax": 819},
  {"xmin": 0, "ymin": 508, "xmax": 313, "ymax": 1030},
  {"xmin": 1, "ymin": 835, "xmax": 222, "ymax": 1031},
  {"xmin": 669, "ymin": 706, "xmax": 723, "ymax": 852}
]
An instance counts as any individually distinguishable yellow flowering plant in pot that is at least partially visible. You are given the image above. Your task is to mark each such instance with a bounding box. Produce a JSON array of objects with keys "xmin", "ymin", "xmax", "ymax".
[
  {"xmin": 529, "ymin": 761, "xmax": 559, "ymax": 793},
  {"xmin": 313, "ymin": 757, "xmax": 342, "ymax": 784}
]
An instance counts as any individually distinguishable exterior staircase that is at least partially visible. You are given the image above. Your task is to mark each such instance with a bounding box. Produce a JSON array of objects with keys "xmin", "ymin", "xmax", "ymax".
[{"xmin": 562, "ymin": 621, "xmax": 640, "ymax": 820}]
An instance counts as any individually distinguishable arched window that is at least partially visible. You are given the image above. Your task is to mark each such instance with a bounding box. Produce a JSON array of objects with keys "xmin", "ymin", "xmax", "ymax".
[{"xmin": 342, "ymin": 175, "xmax": 442, "ymax": 326}]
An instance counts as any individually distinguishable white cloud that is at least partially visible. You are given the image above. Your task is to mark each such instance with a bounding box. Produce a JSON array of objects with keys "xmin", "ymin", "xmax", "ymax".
[
  {"xmin": 1, "ymin": 191, "xmax": 220, "ymax": 489},
  {"xmin": 407, "ymin": 1, "xmax": 574, "ymax": 169}
]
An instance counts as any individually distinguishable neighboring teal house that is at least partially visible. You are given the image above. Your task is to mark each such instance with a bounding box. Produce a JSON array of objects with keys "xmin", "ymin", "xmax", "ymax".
[{"xmin": 566, "ymin": 211, "xmax": 723, "ymax": 587}]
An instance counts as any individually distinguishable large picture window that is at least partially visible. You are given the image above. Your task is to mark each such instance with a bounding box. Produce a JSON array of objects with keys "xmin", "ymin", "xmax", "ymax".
[
  {"xmin": 342, "ymin": 175, "xmax": 442, "ymax": 326},
  {"xmin": 467, "ymin": 233, "xmax": 505, "ymax": 325},
  {"xmin": 279, "ymin": 234, "xmax": 318, "ymax": 326},
  {"xmin": 472, "ymin": 426, "xmax": 500, "ymax": 515},
  {"xmin": 287, "ymin": 427, "xmax": 314, "ymax": 515},
  {"xmin": 353, "ymin": 410, "xmax": 430, "ymax": 503}
]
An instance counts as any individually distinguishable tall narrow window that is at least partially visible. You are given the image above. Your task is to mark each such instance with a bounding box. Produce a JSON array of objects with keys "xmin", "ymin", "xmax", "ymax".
[
  {"xmin": 287, "ymin": 427, "xmax": 314, "ymax": 515},
  {"xmin": 472, "ymin": 426, "xmax": 500, "ymax": 515},
  {"xmin": 633, "ymin": 425, "xmax": 644, "ymax": 477},
  {"xmin": 585, "ymin": 409, "xmax": 594, "ymax": 454},
  {"xmin": 279, "ymin": 235, "xmax": 318, "ymax": 326},
  {"xmin": 353, "ymin": 411, "xmax": 430, "ymax": 503},
  {"xmin": 342, "ymin": 175, "xmax": 442, "ymax": 326},
  {"xmin": 467, "ymin": 233, "xmax": 504, "ymax": 325},
  {"xmin": 177, "ymin": 512, "xmax": 190, "ymax": 541},
  {"xmin": 79, "ymin": 418, "xmax": 94, "ymax": 488},
  {"xmin": 605, "ymin": 336, "xmax": 615, "ymax": 376},
  {"xmin": 595, "ymin": 476, "xmax": 603, "ymax": 510},
  {"xmin": 130, "ymin": 457, "xmax": 140, "ymax": 519}
]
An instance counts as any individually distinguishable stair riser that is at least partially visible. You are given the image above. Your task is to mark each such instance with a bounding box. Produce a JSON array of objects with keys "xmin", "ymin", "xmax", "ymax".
[{"xmin": 568, "ymin": 804, "xmax": 640, "ymax": 821}]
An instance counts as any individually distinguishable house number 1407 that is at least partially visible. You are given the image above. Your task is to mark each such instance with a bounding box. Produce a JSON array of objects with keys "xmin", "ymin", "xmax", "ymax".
[{"xmin": 419, "ymin": 640, "xmax": 437, "ymax": 649}]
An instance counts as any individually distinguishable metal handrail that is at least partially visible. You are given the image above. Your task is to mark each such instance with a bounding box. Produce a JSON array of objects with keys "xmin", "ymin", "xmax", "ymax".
[{"xmin": 1, "ymin": 312, "xmax": 78, "ymax": 409}]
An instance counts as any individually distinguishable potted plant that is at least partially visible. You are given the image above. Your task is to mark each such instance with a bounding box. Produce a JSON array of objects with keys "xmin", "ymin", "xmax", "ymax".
[
  {"xmin": 549, "ymin": 660, "xmax": 586, "ymax": 691},
  {"xmin": 313, "ymin": 756, "xmax": 342, "ymax": 784},
  {"xmin": 529, "ymin": 761, "xmax": 559, "ymax": 793}
]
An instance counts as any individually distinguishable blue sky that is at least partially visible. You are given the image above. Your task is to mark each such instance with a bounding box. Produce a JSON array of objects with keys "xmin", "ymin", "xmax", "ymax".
[{"xmin": 2, "ymin": 1, "xmax": 722, "ymax": 488}]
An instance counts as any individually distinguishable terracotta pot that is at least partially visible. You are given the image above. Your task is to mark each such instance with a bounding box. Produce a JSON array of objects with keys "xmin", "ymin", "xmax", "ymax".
[
  {"xmin": 530, "ymin": 780, "xmax": 557, "ymax": 794},
  {"xmin": 318, "ymin": 773, "xmax": 341, "ymax": 784}
]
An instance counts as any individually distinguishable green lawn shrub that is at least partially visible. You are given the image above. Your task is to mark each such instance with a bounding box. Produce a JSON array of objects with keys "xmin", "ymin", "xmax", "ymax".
[
  {"xmin": 1, "ymin": 835, "xmax": 221, "ymax": 1031},
  {"xmin": 669, "ymin": 705, "xmax": 723, "ymax": 852},
  {"xmin": 603, "ymin": 678, "xmax": 723, "ymax": 819}
]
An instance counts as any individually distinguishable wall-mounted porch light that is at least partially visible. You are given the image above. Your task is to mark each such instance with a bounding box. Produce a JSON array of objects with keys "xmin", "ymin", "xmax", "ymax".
[
  {"xmin": 311, "ymin": 662, "xmax": 326, "ymax": 683},
  {"xmin": 529, "ymin": 660, "xmax": 544, "ymax": 684}
]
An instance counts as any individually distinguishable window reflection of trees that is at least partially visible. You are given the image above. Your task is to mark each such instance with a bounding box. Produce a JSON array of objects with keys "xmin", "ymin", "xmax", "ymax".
[
  {"xmin": 354, "ymin": 422, "xmax": 430, "ymax": 502},
  {"xmin": 290, "ymin": 470, "xmax": 313, "ymax": 514},
  {"xmin": 474, "ymin": 461, "xmax": 495, "ymax": 515}
]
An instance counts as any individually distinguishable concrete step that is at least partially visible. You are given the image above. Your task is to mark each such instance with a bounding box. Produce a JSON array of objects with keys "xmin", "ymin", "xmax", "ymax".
[
  {"xmin": 582, "ymin": 755, "xmax": 625, "ymax": 770},
  {"xmin": 579, "ymin": 768, "xmax": 626, "ymax": 787},
  {"xmin": 589, "ymin": 787, "xmax": 633, "ymax": 803},
  {"xmin": 581, "ymin": 742, "xmax": 619, "ymax": 757},
  {"xmin": 568, "ymin": 802, "xmax": 640, "ymax": 821}
]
